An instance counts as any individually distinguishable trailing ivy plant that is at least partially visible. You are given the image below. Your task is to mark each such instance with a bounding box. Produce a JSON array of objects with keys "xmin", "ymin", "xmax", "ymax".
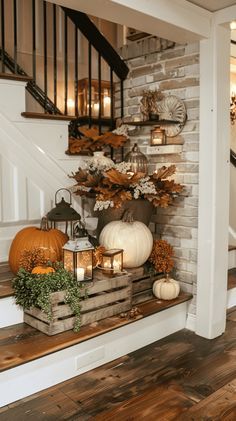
[{"xmin": 12, "ymin": 264, "xmax": 84, "ymax": 332}]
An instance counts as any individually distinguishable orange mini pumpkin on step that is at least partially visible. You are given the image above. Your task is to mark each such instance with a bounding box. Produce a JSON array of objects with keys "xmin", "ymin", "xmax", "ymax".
[{"xmin": 31, "ymin": 266, "xmax": 55, "ymax": 275}]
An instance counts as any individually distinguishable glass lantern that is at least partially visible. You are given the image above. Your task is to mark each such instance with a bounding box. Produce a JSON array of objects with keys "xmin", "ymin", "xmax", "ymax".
[
  {"xmin": 150, "ymin": 126, "xmax": 166, "ymax": 146},
  {"xmin": 47, "ymin": 189, "xmax": 81, "ymax": 237},
  {"xmin": 101, "ymin": 249, "xmax": 123, "ymax": 277},
  {"xmin": 124, "ymin": 143, "xmax": 148, "ymax": 174},
  {"xmin": 63, "ymin": 237, "xmax": 94, "ymax": 282}
]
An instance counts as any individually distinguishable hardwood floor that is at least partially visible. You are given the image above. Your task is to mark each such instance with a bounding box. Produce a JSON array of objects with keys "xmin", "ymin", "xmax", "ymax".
[{"xmin": 1, "ymin": 308, "xmax": 236, "ymax": 420}]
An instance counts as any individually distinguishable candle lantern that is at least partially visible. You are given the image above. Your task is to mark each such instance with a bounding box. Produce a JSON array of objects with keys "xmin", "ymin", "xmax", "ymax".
[
  {"xmin": 150, "ymin": 126, "xmax": 166, "ymax": 146},
  {"xmin": 63, "ymin": 222, "xmax": 94, "ymax": 282},
  {"xmin": 47, "ymin": 189, "xmax": 81, "ymax": 237},
  {"xmin": 101, "ymin": 249, "xmax": 123, "ymax": 277},
  {"xmin": 124, "ymin": 143, "xmax": 148, "ymax": 174}
]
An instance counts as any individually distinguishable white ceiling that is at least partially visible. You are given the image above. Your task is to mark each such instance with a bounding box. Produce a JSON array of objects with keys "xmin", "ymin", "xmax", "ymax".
[{"xmin": 187, "ymin": 0, "xmax": 236, "ymax": 12}]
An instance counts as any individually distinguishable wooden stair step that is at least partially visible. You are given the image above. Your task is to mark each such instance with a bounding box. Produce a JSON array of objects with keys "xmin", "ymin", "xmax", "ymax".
[
  {"xmin": 228, "ymin": 268, "xmax": 236, "ymax": 290},
  {"xmin": 229, "ymin": 245, "xmax": 236, "ymax": 251},
  {"xmin": 0, "ymin": 262, "xmax": 14, "ymax": 299},
  {"xmin": 0, "ymin": 72, "xmax": 32, "ymax": 82},
  {"xmin": 0, "ymin": 292, "xmax": 192, "ymax": 373},
  {"xmin": 21, "ymin": 112, "xmax": 76, "ymax": 121}
]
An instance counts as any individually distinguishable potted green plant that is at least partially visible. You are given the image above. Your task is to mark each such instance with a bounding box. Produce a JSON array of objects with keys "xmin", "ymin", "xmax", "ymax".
[{"xmin": 13, "ymin": 263, "xmax": 84, "ymax": 332}]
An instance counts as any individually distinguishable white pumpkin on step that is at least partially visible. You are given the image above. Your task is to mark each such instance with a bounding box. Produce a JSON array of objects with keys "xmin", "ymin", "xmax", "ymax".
[
  {"xmin": 153, "ymin": 275, "xmax": 180, "ymax": 300},
  {"xmin": 99, "ymin": 210, "xmax": 153, "ymax": 268}
]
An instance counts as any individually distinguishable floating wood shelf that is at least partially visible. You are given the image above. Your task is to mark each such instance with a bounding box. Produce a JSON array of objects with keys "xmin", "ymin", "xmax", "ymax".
[
  {"xmin": 126, "ymin": 119, "xmax": 180, "ymax": 126},
  {"xmin": 146, "ymin": 145, "xmax": 183, "ymax": 155}
]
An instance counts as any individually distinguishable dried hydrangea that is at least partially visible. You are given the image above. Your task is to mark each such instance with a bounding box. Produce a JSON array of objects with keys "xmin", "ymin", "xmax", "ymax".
[
  {"xmin": 149, "ymin": 239, "xmax": 174, "ymax": 274},
  {"xmin": 114, "ymin": 161, "xmax": 132, "ymax": 173},
  {"xmin": 133, "ymin": 177, "xmax": 157, "ymax": 199},
  {"xmin": 94, "ymin": 200, "xmax": 114, "ymax": 211},
  {"xmin": 87, "ymin": 160, "xmax": 114, "ymax": 174}
]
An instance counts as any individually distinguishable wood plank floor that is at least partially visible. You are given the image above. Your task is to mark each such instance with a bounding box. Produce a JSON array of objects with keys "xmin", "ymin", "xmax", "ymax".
[{"xmin": 1, "ymin": 308, "xmax": 236, "ymax": 420}]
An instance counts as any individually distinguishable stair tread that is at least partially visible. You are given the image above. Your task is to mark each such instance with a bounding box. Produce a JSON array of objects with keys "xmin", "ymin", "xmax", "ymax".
[
  {"xmin": 0, "ymin": 292, "xmax": 192, "ymax": 373},
  {"xmin": 0, "ymin": 280, "xmax": 13, "ymax": 298},
  {"xmin": 0, "ymin": 72, "xmax": 32, "ymax": 82},
  {"xmin": 21, "ymin": 112, "xmax": 77, "ymax": 121},
  {"xmin": 229, "ymin": 245, "xmax": 236, "ymax": 251},
  {"xmin": 228, "ymin": 268, "xmax": 236, "ymax": 290}
]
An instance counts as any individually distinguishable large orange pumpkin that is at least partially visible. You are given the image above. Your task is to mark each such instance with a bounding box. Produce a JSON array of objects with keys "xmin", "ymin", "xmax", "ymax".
[{"xmin": 9, "ymin": 217, "xmax": 68, "ymax": 274}]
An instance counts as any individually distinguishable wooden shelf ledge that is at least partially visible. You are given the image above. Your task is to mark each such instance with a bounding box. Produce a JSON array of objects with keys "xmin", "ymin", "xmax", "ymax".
[
  {"xmin": 21, "ymin": 112, "xmax": 77, "ymax": 121},
  {"xmin": 0, "ymin": 72, "xmax": 32, "ymax": 82},
  {"xmin": 0, "ymin": 292, "xmax": 192, "ymax": 373}
]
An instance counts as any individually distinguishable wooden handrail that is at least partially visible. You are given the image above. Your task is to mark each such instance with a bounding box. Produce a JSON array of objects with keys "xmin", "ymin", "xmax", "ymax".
[{"xmin": 63, "ymin": 7, "xmax": 129, "ymax": 81}]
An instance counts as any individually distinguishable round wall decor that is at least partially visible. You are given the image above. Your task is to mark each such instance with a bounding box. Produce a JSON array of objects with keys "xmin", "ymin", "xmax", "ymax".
[{"xmin": 158, "ymin": 95, "xmax": 187, "ymax": 137}]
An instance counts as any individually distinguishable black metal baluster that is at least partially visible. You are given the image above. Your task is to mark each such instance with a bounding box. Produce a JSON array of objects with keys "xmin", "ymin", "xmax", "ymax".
[
  {"xmin": 120, "ymin": 80, "xmax": 124, "ymax": 160},
  {"xmin": 64, "ymin": 12, "xmax": 68, "ymax": 115},
  {"xmin": 74, "ymin": 26, "xmax": 78, "ymax": 116},
  {"xmin": 13, "ymin": 0, "xmax": 17, "ymax": 74},
  {"xmin": 110, "ymin": 69, "xmax": 114, "ymax": 160},
  {"xmin": 43, "ymin": 1, "xmax": 48, "ymax": 111},
  {"xmin": 1, "ymin": 0, "xmax": 5, "ymax": 72},
  {"xmin": 120, "ymin": 80, "xmax": 124, "ymax": 118},
  {"xmin": 88, "ymin": 41, "xmax": 92, "ymax": 127},
  {"xmin": 32, "ymin": 0, "xmax": 36, "ymax": 82},
  {"xmin": 110, "ymin": 68, "xmax": 114, "ymax": 128},
  {"xmin": 98, "ymin": 52, "xmax": 102, "ymax": 135},
  {"xmin": 53, "ymin": 4, "xmax": 57, "ymax": 110}
]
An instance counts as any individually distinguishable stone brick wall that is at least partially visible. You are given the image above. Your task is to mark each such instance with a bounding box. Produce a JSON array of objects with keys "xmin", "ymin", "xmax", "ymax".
[{"xmin": 117, "ymin": 38, "xmax": 200, "ymax": 317}]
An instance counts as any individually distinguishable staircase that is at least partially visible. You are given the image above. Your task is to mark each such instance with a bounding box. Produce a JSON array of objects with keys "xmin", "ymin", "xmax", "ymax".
[{"xmin": 0, "ymin": 259, "xmax": 192, "ymax": 408}]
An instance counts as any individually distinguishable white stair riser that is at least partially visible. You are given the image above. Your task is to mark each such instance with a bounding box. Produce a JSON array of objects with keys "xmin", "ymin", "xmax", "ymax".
[
  {"xmin": 0, "ymin": 297, "xmax": 23, "ymax": 328},
  {"xmin": 0, "ymin": 301, "xmax": 188, "ymax": 407},
  {"xmin": 228, "ymin": 249, "xmax": 236, "ymax": 270},
  {"xmin": 227, "ymin": 287, "xmax": 236, "ymax": 309}
]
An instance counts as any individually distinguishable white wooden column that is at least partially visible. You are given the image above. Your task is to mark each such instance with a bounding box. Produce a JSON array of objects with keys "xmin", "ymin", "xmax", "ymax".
[{"xmin": 196, "ymin": 22, "xmax": 231, "ymax": 339}]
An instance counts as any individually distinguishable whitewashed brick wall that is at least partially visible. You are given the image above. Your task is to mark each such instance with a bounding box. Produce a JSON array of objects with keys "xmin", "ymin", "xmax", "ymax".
[{"xmin": 118, "ymin": 38, "xmax": 200, "ymax": 317}]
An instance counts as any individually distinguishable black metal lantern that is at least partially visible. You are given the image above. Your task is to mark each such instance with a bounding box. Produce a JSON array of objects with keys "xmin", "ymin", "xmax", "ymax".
[
  {"xmin": 63, "ymin": 223, "xmax": 94, "ymax": 282},
  {"xmin": 47, "ymin": 189, "xmax": 81, "ymax": 237},
  {"xmin": 101, "ymin": 249, "xmax": 123, "ymax": 277},
  {"xmin": 124, "ymin": 143, "xmax": 148, "ymax": 174}
]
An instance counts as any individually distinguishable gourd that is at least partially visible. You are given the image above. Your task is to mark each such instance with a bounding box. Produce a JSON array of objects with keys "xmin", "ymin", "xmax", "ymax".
[
  {"xmin": 99, "ymin": 210, "xmax": 153, "ymax": 268},
  {"xmin": 9, "ymin": 217, "xmax": 68, "ymax": 274},
  {"xmin": 31, "ymin": 266, "xmax": 55, "ymax": 274},
  {"xmin": 153, "ymin": 276, "xmax": 180, "ymax": 300}
]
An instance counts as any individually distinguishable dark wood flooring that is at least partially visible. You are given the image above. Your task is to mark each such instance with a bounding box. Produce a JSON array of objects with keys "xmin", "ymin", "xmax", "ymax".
[{"xmin": 1, "ymin": 308, "xmax": 236, "ymax": 420}]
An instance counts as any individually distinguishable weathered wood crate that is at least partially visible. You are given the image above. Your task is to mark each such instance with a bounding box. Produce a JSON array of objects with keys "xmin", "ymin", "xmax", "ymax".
[
  {"xmin": 127, "ymin": 267, "xmax": 163, "ymax": 305},
  {"xmin": 24, "ymin": 272, "xmax": 132, "ymax": 335}
]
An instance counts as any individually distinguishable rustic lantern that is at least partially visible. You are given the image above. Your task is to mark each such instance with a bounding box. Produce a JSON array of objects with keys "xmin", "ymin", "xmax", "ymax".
[
  {"xmin": 63, "ymin": 226, "xmax": 94, "ymax": 282},
  {"xmin": 101, "ymin": 249, "xmax": 123, "ymax": 276},
  {"xmin": 124, "ymin": 143, "xmax": 148, "ymax": 174},
  {"xmin": 150, "ymin": 126, "xmax": 166, "ymax": 146},
  {"xmin": 47, "ymin": 189, "xmax": 81, "ymax": 237}
]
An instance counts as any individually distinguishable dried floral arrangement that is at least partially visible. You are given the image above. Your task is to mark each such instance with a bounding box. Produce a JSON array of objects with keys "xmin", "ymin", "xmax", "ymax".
[
  {"xmin": 140, "ymin": 89, "xmax": 164, "ymax": 120},
  {"xmin": 148, "ymin": 239, "xmax": 174, "ymax": 274},
  {"xmin": 19, "ymin": 247, "xmax": 49, "ymax": 272},
  {"xmin": 67, "ymin": 125, "xmax": 129, "ymax": 155},
  {"xmin": 70, "ymin": 159, "xmax": 183, "ymax": 211}
]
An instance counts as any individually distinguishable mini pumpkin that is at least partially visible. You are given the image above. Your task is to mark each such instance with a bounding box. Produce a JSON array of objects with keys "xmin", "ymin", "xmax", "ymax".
[
  {"xmin": 99, "ymin": 210, "xmax": 153, "ymax": 268},
  {"xmin": 31, "ymin": 266, "xmax": 55, "ymax": 274},
  {"xmin": 9, "ymin": 217, "xmax": 68, "ymax": 274},
  {"xmin": 153, "ymin": 276, "xmax": 180, "ymax": 300}
]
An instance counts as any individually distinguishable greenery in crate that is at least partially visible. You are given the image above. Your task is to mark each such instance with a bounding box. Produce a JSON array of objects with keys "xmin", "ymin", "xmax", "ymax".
[{"xmin": 13, "ymin": 263, "xmax": 84, "ymax": 332}]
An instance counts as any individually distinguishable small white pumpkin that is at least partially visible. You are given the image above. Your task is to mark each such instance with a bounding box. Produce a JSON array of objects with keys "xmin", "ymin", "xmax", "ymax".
[
  {"xmin": 153, "ymin": 276, "xmax": 180, "ymax": 300},
  {"xmin": 99, "ymin": 210, "xmax": 153, "ymax": 268}
]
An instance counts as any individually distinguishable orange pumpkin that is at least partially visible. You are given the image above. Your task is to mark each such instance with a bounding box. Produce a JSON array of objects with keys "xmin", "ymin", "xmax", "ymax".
[
  {"xmin": 31, "ymin": 266, "xmax": 55, "ymax": 274},
  {"xmin": 9, "ymin": 217, "xmax": 68, "ymax": 274}
]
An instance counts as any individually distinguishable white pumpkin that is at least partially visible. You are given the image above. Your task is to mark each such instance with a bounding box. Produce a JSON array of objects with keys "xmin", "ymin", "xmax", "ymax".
[
  {"xmin": 153, "ymin": 276, "xmax": 180, "ymax": 300},
  {"xmin": 99, "ymin": 210, "xmax": 153, "ymax": 268}
]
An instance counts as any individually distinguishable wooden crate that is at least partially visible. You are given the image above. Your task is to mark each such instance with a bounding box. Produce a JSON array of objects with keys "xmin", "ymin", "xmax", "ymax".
[
  {"xmin": 127, "ymin": 267, "xmax": 163, "ymax": 305},
  {"xmin": 24, "ymin": 272, "xmax": 131, "ymax": 335}
]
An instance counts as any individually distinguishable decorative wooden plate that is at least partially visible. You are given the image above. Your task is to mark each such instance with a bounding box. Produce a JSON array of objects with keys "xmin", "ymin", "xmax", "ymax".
[{"xmin": 158, "ymin": 95, "xmax": 187, "ymax": 137}]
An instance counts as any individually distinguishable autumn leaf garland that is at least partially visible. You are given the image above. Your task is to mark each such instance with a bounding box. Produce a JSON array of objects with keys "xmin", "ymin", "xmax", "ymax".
[{"xmin": 70, "ymin": 162, "xmax": 184, "ymax": 210}]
